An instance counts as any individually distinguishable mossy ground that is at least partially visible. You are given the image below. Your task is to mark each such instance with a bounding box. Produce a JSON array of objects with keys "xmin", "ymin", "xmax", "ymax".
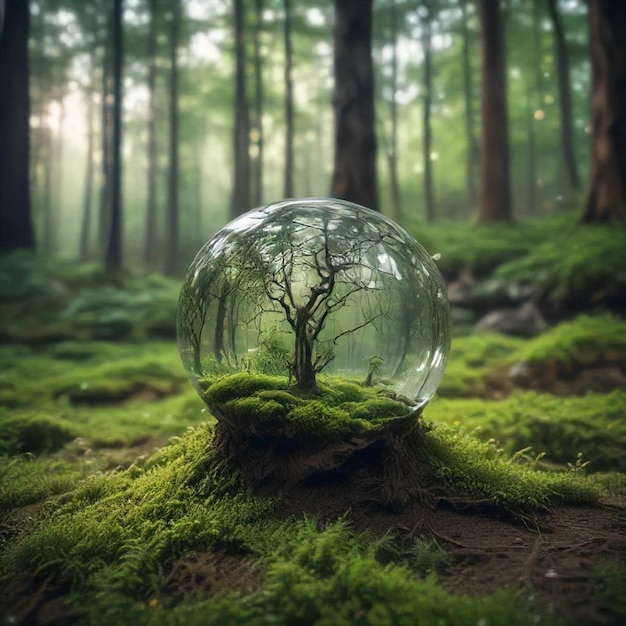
[{"xmin": 0, "ymin": 251, "xmax": 625, "ymax": 625}]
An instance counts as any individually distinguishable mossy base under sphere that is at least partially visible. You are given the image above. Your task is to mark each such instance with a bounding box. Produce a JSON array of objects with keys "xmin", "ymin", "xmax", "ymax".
[{"xmin": 177, "ymin": 198, "xmax": 450, "ymax": 495}]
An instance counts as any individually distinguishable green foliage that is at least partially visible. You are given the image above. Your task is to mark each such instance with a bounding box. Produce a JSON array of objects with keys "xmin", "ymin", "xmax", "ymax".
[
  {"xmin": 59, "ymin": 280, "xmax": 178, "ymax": 340},
  {"xmin": 496, "ymin": 225, "xmax": 626, "ymax": 305},
  {"xmin": 249, "ymin": 328, "xmax": 291, "ymax": 376},
  {"xmin": 0, "ymin": 253, "xmax": 180, "ymax": 341},
  {"xmin": 427, "ymin": 391, "xmax": 626, "ymax": 472}
]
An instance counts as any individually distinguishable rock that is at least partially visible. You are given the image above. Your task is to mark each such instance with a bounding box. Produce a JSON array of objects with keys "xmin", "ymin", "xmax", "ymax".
[
  {"xmin": 476, "ymin": 302, "xmax": 548, "ymax": 337},
  {"xmin": 448, "ymin": 269, "xmax": 533, "ymax": 317}
]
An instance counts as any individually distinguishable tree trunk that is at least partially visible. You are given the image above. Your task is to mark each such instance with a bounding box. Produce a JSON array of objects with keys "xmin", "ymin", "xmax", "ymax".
[
  {"xmin": 477, "ymin": 0, "xmax": 512, "ymax": 222},
  {"xmin": 42, "ymin": 128, "xmax": 54, "ymax": 253},
  {"xmin": 582, "ymin": 0, "xmax": 626, "ymax": 222},
  {"xmin": 105, "ymin": 0, "xmax": 123, "ymax": 274},
  {"xmin": 230, "ymin": 0, "xmax": 251, "ymax": 219},
  {"xmin": 294, "ymin": 314, "xmax": 316, "ymax": 393},
  {"xmin": 547, "ymin": 0, "xmax": 581, "ymax": 193},
  {"xmin": 80, "ymin": 81, "xmax": 95, "ymax": 260},
  {"xmin": 0, "ymin": 0, "xmax": 35, "ymax": 249},
  {"xmin": 53, "ymin": 98, "xmax": 66, "ymax": 247},
  {"xmin": 99, "ymin": 12, "xmax": 113, "ymax": 255},
  {"xmin": 460, "ymin": 0, "xmax": 478, "ymax": 211},
  {"xmin": 144, "ymin": 0, "xmax": 158, "ymax": 267},
  {"xmin": 165, "ymin": 0, "xmax": 180, "ymax": 276},
  {"xmin": 422, "ymin": 3, "xmax": 436, "ymax": 223},
  {"xmin": 388, "ymin": 0, "xmax": 402, "ymax": 220},
  {"xmin": 331, "ymin": 0, "xmax": 378, "ymax": 211},
  {"xmin": 283, "ymin": 0, "xmax": 295, "ymax": 198},
  {"xmin": 252, "ymin": 0, "xmax": 264, "ymax": 206}
]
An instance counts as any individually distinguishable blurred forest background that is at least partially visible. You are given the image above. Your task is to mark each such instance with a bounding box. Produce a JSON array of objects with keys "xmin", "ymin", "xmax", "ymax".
[{"xmin": 1, "ymin": 0, "xmax": 624, "ymax": 277}]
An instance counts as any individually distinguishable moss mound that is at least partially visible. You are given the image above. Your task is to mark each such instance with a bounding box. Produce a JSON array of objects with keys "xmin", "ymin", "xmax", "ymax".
[
  {"xmin": 0, "ymin": 420, "xmax": 602, "ymax": 625},
  {"xmin": 0, "ymin": 413, "xmax": 76, "ymax": 454}
]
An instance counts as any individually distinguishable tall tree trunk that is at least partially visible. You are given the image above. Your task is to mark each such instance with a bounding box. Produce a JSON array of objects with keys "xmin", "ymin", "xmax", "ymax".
[
  {"xmin": 547, "ymin": 0, "xmax": 581, "ymax": 192},
  {"xmin": 477, "ymin": 0, "xmax": 512, "ymax": 222},
  {"xmin": 42, "ymin": 128, "xmax": 54, "ymax": 254},
  {"xmin": 230, "ymin": 0, "xmax": 251, "ymax": 219},
  {"xmin": 460, "ymin": 0, "xmax": 478, "ymax": 211},
  {"xmin": 99, "ymin": 11, "xmax": 113, "ymax": 255},
  {"xmin": 331, "ymin": 0, "xmax": 378, "ymax": 211},
  {"xmin": 53, "ymin": 97, "xmax": 66, "ymax": 247},
  {"xmin": 525, "ymin": 85, "xmax": 537, "ymax": 215},
  {"xmin": 165, "ymin": 0, "xmax": 180, "ymax": 276},
  {"xmin": 0, "ymin": 0, "xmax": 35, "ymax": 249},
  {"xmin": 388, "ymin": 0, "xmax": 402, "ymax": 220},
  {"xmin": 144, "ymin": 0, "xmax": 158, "ymax": 267},
  {"xmin": 582, "ymin": 0, "xmax": 626, "ymax": 222},
  {"xmin": 422, "ymin": 3, "xmax": 436, "ymax": 223},
  {"xmin": 252, "ymin": 0, "xmax": 264, "ymax": 206},
  {"xmin": 283, "ymin": 0, "xmax": 295, "ymax": 198},
  {"xmin": 80, "ymin": 82, "xmax": 95, "ymax": 260},
  {"xmin": 105, "ymin": 0, "xmax": 123, "ymax": 274}
]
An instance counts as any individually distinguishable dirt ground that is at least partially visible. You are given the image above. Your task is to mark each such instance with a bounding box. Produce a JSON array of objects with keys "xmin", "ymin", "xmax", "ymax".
[{"xmin": 275, "ymin": 477, "xmax": 626, "ymax": 626}]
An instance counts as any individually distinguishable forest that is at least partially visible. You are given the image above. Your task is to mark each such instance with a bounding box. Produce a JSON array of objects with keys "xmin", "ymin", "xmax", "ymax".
[{"xmin": 0, "ymin": 0, "xmax": 625, "ymax": 624}]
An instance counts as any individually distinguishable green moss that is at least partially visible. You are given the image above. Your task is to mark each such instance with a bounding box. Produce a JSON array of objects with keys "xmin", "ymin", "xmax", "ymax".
[
  {"xmin": 203, "ymin": 373, "xmax": 413, "ymax": 441},
  {"xmin": 514, "ymin": 314, "xmax": 626, "ymax": 370},
  {"xmin": 437, "ymin": 332, "xmax": 524, "ymax": 397},
  {"xmin": 420, "ymin": 423, "xmax": 600, "ymax": 511},
  {"xmin": 0, "ymin": 454, "xmax": 88, "ymax": 510},
  {"xmin": 426, "ymin": 391, "xmax": 626, "ymax": 472},
  {"xmin": 204, "ymin": 373, "xmax": 288, "ymax": 405},
  {"xmin": 341, "ymin": 397, "xmax": 411, "ymax": 421},
  {"xmin": 0, "ymin": 412, "xmax": 76, "ymax": 454},
  {"xmin": 1, "ymin": 425, "xmax": 569, "ymax": 625},
  {"xmin": 417, "ymin": 216, "xmax": 565, "ymax": 277},
  {"xmin": 496, "ymin": 224, "xmax": 626, "ymax": 304}
]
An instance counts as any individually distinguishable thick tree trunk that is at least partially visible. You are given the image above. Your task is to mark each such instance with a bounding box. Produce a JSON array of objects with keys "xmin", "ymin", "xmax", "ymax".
[
  {"xmin": 547, "ymin": 0, "xmax": 581, "ymax": 192},
  {"xmin": 283, "ymin": 0, "xmax": 295, "ymax": 198},
  {"xmin": 460, "ymin": 0, "xmax": 478, "ymax": 211},
  {"xmin": 105, "ymin": 0, "xmax": 123, "ymax": 274},
  {"xmin": 582, "ymin": 0, "xmax": 626, "ymax": 223},
  {"xmin": 165, "ymin": 0, "xmax": 180, "ymax": 276},
  {"xmin": 252, "ymin": 0, "xmax": 264, "ymax": 206},
  {"xmin": 478, "ymin": 0, "xmax": 512, "ymax": 222},
  {"xmin": 422, "ymin": 4, "xmax": 436, "ymax": 223},
  {"xmin": 230, "ymin": 0, "xmax": 251, "ymax": 219},
  {"xmin": 0, "ymin": 0, "xmax": 35, "ymax": 249},
  {"xmin": 331, "ymin": 0, "xmax": 378, "ymax": 211},
  {"xmin": 144, "ymin": 0, "xmax": 158, "ymax": 267},
  {"xmin": 294, "ymin": 316, "xmax": 316, "ymax": 393}
]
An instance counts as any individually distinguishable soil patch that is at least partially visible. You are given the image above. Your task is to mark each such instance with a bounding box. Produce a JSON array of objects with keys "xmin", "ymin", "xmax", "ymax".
[{"xmin": 276, "ymin": 478, "xmax": 626, "ymax": 626}]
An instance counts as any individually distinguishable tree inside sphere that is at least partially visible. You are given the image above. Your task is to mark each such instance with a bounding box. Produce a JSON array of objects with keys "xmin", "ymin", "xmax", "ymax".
[{"xmin": 177, "ymin": 198, "xmax": 450, "ymax": 409}]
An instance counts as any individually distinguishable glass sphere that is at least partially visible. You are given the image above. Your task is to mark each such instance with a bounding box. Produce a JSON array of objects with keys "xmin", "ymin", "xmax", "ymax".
[{"xmin": 177, "ymin": 198, "xmax": 450, "ymax": 409}]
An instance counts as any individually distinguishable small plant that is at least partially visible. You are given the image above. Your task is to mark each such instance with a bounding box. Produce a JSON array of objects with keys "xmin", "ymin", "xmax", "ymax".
[{"xmin": 568, "ymin": 452, "xmax": 590, "ymax": 474}]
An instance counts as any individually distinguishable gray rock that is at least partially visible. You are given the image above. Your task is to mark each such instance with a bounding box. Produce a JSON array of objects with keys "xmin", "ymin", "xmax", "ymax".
[{"xmin": 476, "ymin": 302, "xmax": 548, "ymax": 337}]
